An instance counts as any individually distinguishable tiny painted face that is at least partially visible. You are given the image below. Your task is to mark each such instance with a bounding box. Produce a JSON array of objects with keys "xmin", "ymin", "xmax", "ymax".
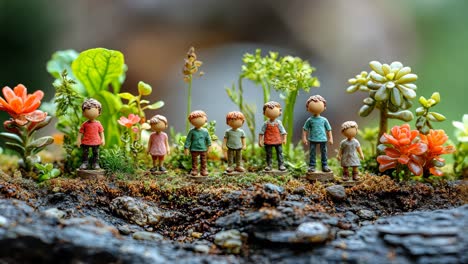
[
  {"xmin": 342, "ymin": 127, "xmax": 358, "ymax": 139},
  {"xmin": 190, "ymin": 116, "xmax": 207, "ymax": 128},
  {"xmin": 151, "ymin": 122, "xmax": 167, "ymax": 132},
  {"xmin": 264, "ymin": 107, "xmax": 281, "ymax": 120},
  {"xmin": 228, "ymin": 119, "xmax": 244, "ymax": 130},
  {"xmin": 83, "ymin": 108, "xmax": 100, "ymax": 120},
  {"xmin": 307, "ymin": 101, "xmax": 325, "ymax": 115}
]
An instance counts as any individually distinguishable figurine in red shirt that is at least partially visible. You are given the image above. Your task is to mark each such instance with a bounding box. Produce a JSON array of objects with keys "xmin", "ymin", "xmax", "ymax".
[{"xmin": 77, "ymin": 99, "xmax": 105, "ymax": 170}]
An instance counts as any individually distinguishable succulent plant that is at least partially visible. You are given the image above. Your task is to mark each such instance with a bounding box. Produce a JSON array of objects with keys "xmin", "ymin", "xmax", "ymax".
[
  {"xmin": 415, "ymin": 92, "xmax": 446, "ymax": 134},
  {"xmin": 346, "ymin": 61, "xmax": 418, "ymax": 146}
]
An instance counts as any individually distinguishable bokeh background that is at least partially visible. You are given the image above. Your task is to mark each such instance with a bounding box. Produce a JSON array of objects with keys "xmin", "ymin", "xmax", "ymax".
[{"xmin": 1, "ymin": 0, "xmax": 467, "ymax": 153}]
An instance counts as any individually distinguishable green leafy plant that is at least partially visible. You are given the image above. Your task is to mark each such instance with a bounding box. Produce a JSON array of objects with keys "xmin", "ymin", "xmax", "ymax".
[
  {"xmin": 347, "ymin": 61, "xmax": 418, "ymax": 145},
  {"xmin": 0, "ymin": 85, "xmax": 54, "ymax": 171},
  {"xmin": 100, "ymin": 146, "xmax": 135, "ymax": 174},
  {"xmin": 452, "ymin": 114, "xmax": 468, "ymax": 177},
  {"xmin": 182, "ymin": 47, "xmax": 204, "ymax": 133},
  {"xmin": 415, "ymin": 92, "xmax": 446, "ymax": 134},
  {"xmin": 118, "ymin": 81, "xmax": 164, "ymax": 122},
  {"xmin": 226, "ymin": 77, "xmax": 257, "ymax": 157},
  {"xmin": 358, "ymin": 126, "xmax": 380, "ymax": 173},
  {"xmin": 35, "ymin": 163, "xmax": 60, "ymax": 182},
  {"xmin": 240, "ymin": 49, "xmax": 281, "ymax": 104},
  {"xmin": 284, "ymin": 143, "xmax": 307, "ymax": 176},
  {"xmin": 53, "ymin": 70, "xmax": 83, "ymax": 171},
  {"xmin": 272, "ymin": 55, "xmax": 320, "ymax": 155}
]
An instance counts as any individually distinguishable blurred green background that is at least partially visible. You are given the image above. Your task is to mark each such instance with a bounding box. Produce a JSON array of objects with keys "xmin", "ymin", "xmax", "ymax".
[{"xmin": 0, "ymin": 0, "xmax": 467, "ymax": 150}]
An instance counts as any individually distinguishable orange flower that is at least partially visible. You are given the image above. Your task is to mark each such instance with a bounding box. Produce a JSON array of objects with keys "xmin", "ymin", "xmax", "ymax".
[
  {"xmin": 118, "ymin": 114, "xmax": 141, "ymax": 128},
  {"xmin": 420, "ymin": 129, "xmax": 455, "ymax": 176},
  {"xmin": 377, "ymin": 124, "xmax": 428, "ymax": 176},
  {"xmin": 0, "ymin": 84, "xmax": 47, "ymax": 125}
]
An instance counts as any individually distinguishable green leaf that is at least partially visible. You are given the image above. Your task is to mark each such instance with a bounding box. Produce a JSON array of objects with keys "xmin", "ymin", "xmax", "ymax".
[
  {"xmin": 27, "ymin": 136, "xmax": 54, "ymax": 151},
  {"xmin": 72, "ymin": 48, "xmax": 125, "ymax": 96},
  {"xmin": 138, "ymin": 81, "xmax": 152, "ymax": 96},
  {"xmin": 429, "ymin": 112, "xmax": 446, "ymax": 122},
  {"xmin": 5, "ymin": 142, "xmax": 25, "ymax": 155},
  {"xmin": 388, "ymin": 110, "xmax": 414, "ymax": 122},
  {"xmin": 47, "ymin": 50, "xmax": 86, "ymax": 94},
  {"xmin": 118, "ymin": 92, "xmax": 135, "ymax": 100},
  {"xmin": 144, "ymin": 101, "xmax": 165, "ymax": 110},
  {"xmin": 0, "ymin": 132, "xmax": 24, "ymax": 145},
  {"xmin": 419, "ymin": 96, "xmax": 429, "ymax": 108}
]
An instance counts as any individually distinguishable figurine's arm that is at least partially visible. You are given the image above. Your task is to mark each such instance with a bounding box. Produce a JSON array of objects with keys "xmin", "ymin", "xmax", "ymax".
[
  {"xmin": 100, "ymin": 132, "xmax": 105, "ymax": 146},
  {"xmin": 281, "ymin": 133, "xmax": 287, "ymax": 145},
  {"xmin": 76, "ymin": 133, "xmax": 82, "ymax": 147},
  {"xmin": 337, "ymin": 146, "xmax": 342, "ymax": 161},
  {"xmin": 357, "ymin": 146, "xmax": 364, "ymax": 160},
  {"xmin": 241, "ymin": 137, "xmax": 246, "ymax": 150},
  {"xmin": 206, "ymin": 131, "xmax": 212, "ymax": 152},
  {"xmin": 165, "ymin": 135, "xmax": 170, "ymax": 155},
  {"xmin": 302, "ymin": 130, "xmax": 308, "ymax": 146},
  {"xmin": 327, "ymin": 130, "xmax": 333, "ymax": 145},
  {"xmin": 147, "ymin": 135, "xmax": 152, "ymax": 154},
  {"xmin": 258, "ymin": 134, "xmax": 264, "ymax": 147},
  {"xmin": 184, "ymin": 130, "xmax": 192, "ymax": 155},
  {"xmin": 222, "ymin": 137, "xmax": 228, "ymax": 151}
]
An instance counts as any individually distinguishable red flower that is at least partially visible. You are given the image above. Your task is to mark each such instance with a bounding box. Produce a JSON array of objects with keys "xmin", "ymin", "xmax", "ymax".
[
  {"xmin": 0, "ymin": 85, "xmax": 47, "ymax": 125},
  {"xmin": 118, "ymin": 114, "xmax": 141, "ymax": 128},
  {"xmin": 419, "ymin": 129, "xmax": 455, "ymax": 176},
  {"xmin": 377, "ymin": 124, "xmax": 428, "ymax": 176}
]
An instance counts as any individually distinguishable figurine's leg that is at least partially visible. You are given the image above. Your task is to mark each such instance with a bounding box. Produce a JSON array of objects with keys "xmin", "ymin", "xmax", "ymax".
[
  {"xmin": 342, "ymin": 167, "xmax": 350, "ymax": 181},
  {"xmin": 235, "ymin": 149, "xmax": 245, "ymax": 172},
  {"xmin": 200, "ymin": 151, "xmax": 208, "ymax": 176},
  {"xmin": 276, "ymin": 145, "xmax": 286, "ymax": 171},
  {"xmin": 150, "ymin": 156, "xmax": 158, "ymax": 172},
  {"xmin": 79, "ymin": 144, "xmax": 89, "ymax": 170},
  {"xmin": 191, "ymin": 151, "xmax": 199, "ymax": 176},
  {"xmin": 320, "ymin": 142, "xmax": 330, "ymax": 172},
  {"xmin": 226, "ymin": 148, "xmax": 234, "ymax": 172},
  {"xmin": 265, "ymin": 145, "xmax": 273, "ymax": 171},
  {"xmin": 308, "ymin": 142, "xmax": 316, "ymax": 172},
  {"xmin": 352, "ymin": 166, "xmax": 360, "ymax": 181},
  {"xmin": 91, "ymin": 146, "xmax": 100, "ymax": 170}
]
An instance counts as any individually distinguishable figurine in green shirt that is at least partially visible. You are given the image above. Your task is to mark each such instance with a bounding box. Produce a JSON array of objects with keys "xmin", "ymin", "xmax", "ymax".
[
  {"xmin": 222, "ymin": 111, "xmax": 246, "ymax": 173},
  {"xmin": 184, "ymin": 110, "xmax": 212, "ymax": 176},
  {"xmin": 302, "ymin": 95, "xmax": 333, "ymax": 173}
]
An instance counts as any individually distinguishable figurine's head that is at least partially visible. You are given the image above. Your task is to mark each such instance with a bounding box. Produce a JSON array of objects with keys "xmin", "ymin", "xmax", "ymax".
[
  {"xmin": 306, "ymin": 95, "xmax": 327, "ymax": 116},
  {"xmin": 341, "ymin": 121, "xmax": 358, "ymax": 139},
  {"xmin": 263, "ymin": 101, "xmax": 282, "ymax": 120},
  {"xmin": 188, "ymin": 110, "xmax": 207, "ymax": 129},
  {"xmin": 149, "ymin": 115, "xmax": 168, "ymax": 132},
  {"xmin": 82, "ymin": 98, "xmax": 102, "ymax": 121},
  {"xmin": 226, "ymin": 111, "xmax": 245, "ymax": 130}
]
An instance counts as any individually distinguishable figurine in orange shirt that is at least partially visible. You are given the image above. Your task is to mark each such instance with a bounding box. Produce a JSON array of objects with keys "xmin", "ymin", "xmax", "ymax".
[
  {"xmin": 77, "ymin": 99, "xmax": 105, "ymax": 170},
  {"xmin": 258, "ymin": 101, "xmax": 287, "ymax": 171}
]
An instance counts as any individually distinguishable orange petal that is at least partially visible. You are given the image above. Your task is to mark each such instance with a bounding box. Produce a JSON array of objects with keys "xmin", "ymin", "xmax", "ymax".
[
  {"xmin": 9, "ymin": 97, "xmax": 23, "ymax": 114},
  {"xmin": 429, "ymin": 167, "xmax": 443, "ymax": 176},
  {"xmin": 22, "ymin": 97, "xmax": 41, "ymax": 113},
  {"xmin": 0, "ymin": 97, "xmax": 13, "ymax": 112},
  {"xmin": 377, "ymin": 155, "xmax": 397, "ymax": 164},
  {"xmin": 25, "ymin": 110, "xmax": 47, "ymax": 123},
  {"xmin": 379, "ymin": 161, "xmax": 397, "ymax": 172},
  {"xmin": 398, "ymin": 155, "xmax": 410, "ymax": 164},
  {"xmin": 2, "ymin": 86, "xmax": 16, "ymax": 103},
  {"xmin": 32, "ymin": 90, "xmax": 44, "ymax": 101},
  {"xmin": 14, "ymin": 116, "xmax": 28, "ymax": 126},
  {"xmin": 408, "ymin": 143, "xmax": 428, "ymax": 155},
  {"xmin": 384, "ymin": 148, "xmax": 401, "ymax": 158},
  {"xmin": 13, "ymin": 84, "xmax": 27, "ymax": 102},
  {"xmin": 408, "ymin": 161, "xmax": 423, "ymax": 176}
]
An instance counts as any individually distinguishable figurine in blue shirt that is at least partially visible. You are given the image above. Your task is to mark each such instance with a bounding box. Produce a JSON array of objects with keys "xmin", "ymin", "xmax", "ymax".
[{"xmin": 302, "ymin": 95, "xmax": 333, "ymax": 172}]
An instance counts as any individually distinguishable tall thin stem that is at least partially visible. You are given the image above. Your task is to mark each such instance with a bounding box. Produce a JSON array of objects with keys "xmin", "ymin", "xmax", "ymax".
[
  {"xmin": 378, "ymin": 103, "xmax": 388, "ymax": 148},
  {"xmin": 185, "ymin": 75, "xmax": 193, "ymax": 133}
]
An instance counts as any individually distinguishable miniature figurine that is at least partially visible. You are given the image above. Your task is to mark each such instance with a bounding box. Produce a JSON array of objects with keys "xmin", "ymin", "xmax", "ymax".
[
  {"xmin": 302, "ymin": 95, "xmax": 333, "ymax": 173},
  {"xmin": 337, "ymin": 121, "xmax": 364, "ymax": 181},
  {"xmin": 148, "ymin": 115, "xmax": 170, "ymax": 173},
  {"xmin": 184, "ymin": 110, "xmax": 212, "ymax": 176},
  {"xmin": 223, "ymin": 111, "xmax": 246, "ymax": 173},
  {"xmin": 77, "ymin": 98, "xmax": 104, "ymax": 170},
  {"xmin": 259, "ymin": 101, "xmax": 287, "ymax": 171}
]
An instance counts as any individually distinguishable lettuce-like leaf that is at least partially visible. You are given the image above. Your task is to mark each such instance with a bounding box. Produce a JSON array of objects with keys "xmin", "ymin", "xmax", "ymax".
[{"xmin": 71, "ymin": 48, "xmax": 125, "ymax": 96}]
